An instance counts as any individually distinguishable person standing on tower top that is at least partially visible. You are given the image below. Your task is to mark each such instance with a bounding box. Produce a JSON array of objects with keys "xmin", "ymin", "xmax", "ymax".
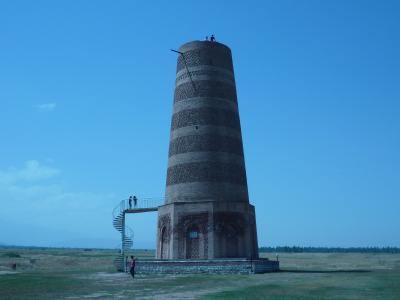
[
  {"xmin": 133, "ymin": 196, "xmax": 137, "ymax": 208},
  {"xmin": 128, "ymin": 196, "xmax": 132, "ymax": 209},
  {"xmin": 210, "ymin": 34, "xmax": 215, "ymax": 42}
]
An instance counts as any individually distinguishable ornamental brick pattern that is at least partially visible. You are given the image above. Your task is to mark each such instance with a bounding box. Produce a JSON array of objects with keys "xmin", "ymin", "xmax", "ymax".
[
  {"xmin": 171, "ymin": 107, "xmax": 241, "ymax": 131},
  {"xmin": 176, "ymin": 47, "xmax": 234, "ymax": 72},
  {"xmin": 174, "ymin": 80, "xmax": 237, "ymax": 103},
  {"xmin": 157, "ymin": 40, "xmax": 259, "ymax": 260},
  {"xmin": 166, "ymin": 162, "xmax": 247, "ymax": 186},
  {"xmin": 168, "ymin": 134, "xmax": 244, "ymax": 157},
  {"xmin": 175, "ymin": 68, "xmax": 235, "ymax": 83}
]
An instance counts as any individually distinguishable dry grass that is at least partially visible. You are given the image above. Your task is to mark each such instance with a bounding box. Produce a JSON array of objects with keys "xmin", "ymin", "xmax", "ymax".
[{"xmin": 0, "ymin": 248, "xmax": 399, "ymax": 299}]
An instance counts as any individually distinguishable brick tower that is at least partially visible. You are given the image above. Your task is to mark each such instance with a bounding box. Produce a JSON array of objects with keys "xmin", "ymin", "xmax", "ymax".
[{"xmin": 156, "ymin": 40, "xmax": 259, "ymax": 259}]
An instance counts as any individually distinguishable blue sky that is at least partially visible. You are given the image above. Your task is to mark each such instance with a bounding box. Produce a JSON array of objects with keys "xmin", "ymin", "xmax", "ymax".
[{"xmin": 0, "ymin": 0, "xmax": 399, "ymax": 248}]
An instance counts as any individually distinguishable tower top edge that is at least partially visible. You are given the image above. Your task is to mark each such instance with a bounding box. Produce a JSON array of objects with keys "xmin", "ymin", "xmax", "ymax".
[{"xmin": 178, "ymin": 40, "xmax": 232, "ymax": 53}]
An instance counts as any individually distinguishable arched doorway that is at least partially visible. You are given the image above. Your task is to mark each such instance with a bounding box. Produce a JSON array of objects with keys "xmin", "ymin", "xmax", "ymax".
[
  {"xmin": 186, "ymin": 225, "xmax": 200, "ymax": 259},
  {"xmin": 160, "ymin": 227, "xmax": 168, "ymax": 259}
]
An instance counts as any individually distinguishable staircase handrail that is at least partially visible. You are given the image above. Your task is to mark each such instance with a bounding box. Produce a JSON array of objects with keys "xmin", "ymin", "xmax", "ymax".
[
  {"xmin": 112, "ymin": 199, "xmax": 127, "ymax": 219},
  {"xmin": 126, "ymin": 197, "xmax": 164, "ymax": 210},
  {"xmin": 113, "ymin": 197, "xmax": 164, "ymax": 218}
]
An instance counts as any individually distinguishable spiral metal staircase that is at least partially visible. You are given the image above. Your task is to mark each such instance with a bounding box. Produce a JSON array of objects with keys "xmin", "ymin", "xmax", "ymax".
[
  {"xmin": 112, "ymin": 199, "xmax": 132, "ymax": 271},
  {"xmin": 112, "ymin": 197, "xmax": 162, "ymax": 272}
]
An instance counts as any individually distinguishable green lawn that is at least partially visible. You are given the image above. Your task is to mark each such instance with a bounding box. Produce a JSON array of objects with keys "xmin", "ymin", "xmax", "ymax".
[{"xmin": 1, "ymin": 248, "xmax": 399, "ymax": 299}]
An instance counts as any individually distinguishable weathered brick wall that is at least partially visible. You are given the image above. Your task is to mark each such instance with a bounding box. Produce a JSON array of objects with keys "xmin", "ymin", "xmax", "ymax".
[
  {"xmin": 166, "ymin": 40, "xmax": 248, "ymax": 204},
  {"xmin": 135, "ymin": 259, "xmax": 279, "ymax": 274},
  {"xmin": 157, "ymin": 40, "xmax": 260, "ymax": 260}
]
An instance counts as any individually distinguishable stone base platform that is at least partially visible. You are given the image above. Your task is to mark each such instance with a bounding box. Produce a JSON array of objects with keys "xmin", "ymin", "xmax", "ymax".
[{"xmin": 136, "ymin": 258, "xmax": 279, "ymax": 274}]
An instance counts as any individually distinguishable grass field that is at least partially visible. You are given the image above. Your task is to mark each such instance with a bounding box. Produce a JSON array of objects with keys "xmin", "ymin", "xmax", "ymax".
[{"xmin": 1, "ymin": 248, "xmax": 399, "ymax": 299}]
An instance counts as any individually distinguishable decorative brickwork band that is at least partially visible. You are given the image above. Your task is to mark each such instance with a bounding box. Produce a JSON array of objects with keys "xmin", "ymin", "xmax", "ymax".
[
  {"xmin": 171, "ymin": 107, "xmax": 241, "ymax": 131},
  {"xmin": 173, "ymin": 97, "xmax": 238, "ymax": 115},
  {"xmin": 174, "ymin": 80, "xmax": 237, "ymax": 103},
  {"xmin": 176, "ymin": 69, "xmax": 235, "ymax": 87},
  {"xmin": 168, "ymin": 134, "xmax": 244, "ymax": 157},
  {"xmin": 177, "ymin": 47, "xmax": 233, "ymax": 73},
  {"xmin": 166, "ymin": 161, "xmax": 247, "ymax": 186}
]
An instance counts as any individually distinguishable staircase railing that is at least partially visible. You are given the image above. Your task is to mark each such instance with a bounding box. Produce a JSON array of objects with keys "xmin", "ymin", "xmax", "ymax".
[
  {"xmin": 112, "ymin": 197, "xmax": 164, "ymax": 271},
  {"xmin": 126, "ymin": 197, "xmax": 165, "ymax": 210}
]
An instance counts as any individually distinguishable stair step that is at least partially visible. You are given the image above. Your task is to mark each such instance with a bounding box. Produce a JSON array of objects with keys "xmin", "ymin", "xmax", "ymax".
[{"xmin": 112, "ymin": 201, "xmax": 138, "ymax": 272}]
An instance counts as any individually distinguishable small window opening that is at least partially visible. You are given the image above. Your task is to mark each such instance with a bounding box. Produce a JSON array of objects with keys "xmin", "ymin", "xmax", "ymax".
[{"xmin": 189, "ymin": 231, "xmax": 199, "ymax": 239}]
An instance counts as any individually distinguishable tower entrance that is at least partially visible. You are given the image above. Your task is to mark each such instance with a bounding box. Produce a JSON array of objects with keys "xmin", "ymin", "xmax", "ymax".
[{"xmin": 186, "ymin": 226, "xmax": 200, "ymax": 259}]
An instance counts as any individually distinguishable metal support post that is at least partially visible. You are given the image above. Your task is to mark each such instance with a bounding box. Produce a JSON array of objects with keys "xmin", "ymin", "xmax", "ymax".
[{"xmin": 122, "ymin": 212, "xmax": 126, "ymax": 272}]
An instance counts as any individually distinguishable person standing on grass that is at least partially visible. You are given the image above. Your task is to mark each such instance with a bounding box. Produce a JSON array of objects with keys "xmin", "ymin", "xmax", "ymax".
[{"xmin": 129, "ymin": 256, "xmax": 136, "ymax": 278}]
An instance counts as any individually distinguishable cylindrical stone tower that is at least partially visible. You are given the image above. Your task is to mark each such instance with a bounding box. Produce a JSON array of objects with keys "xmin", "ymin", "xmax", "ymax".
[{"xmin": 157, "ymin": 40, "xmax": 259, "ymax": 260}]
